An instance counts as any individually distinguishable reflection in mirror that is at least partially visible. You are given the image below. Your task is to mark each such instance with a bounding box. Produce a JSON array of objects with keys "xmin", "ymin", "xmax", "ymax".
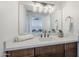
[
  {"xmin": 27, "ymin": 11, "xmax": 43, "ymax": 35},
  {"xmin": 31, "ymin": 16, "xmax": 42, "ymax": 32}
]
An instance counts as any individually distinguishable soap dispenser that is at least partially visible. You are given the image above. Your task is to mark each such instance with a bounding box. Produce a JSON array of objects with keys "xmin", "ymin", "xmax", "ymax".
[{"xmin": 58, "ymin": 30, "xmax": 64, "ymax": 38}]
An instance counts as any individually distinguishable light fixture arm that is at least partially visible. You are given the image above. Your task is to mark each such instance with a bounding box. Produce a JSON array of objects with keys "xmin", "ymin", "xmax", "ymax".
[{"xmin": 32, "ymin": 1, "xmax": 55, "ymax": 6}]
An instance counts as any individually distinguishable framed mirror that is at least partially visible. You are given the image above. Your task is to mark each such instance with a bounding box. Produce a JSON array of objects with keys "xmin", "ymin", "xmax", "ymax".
[{"xmin": 18, "ymin": 1, "xmax": 63, "ymax": 35}]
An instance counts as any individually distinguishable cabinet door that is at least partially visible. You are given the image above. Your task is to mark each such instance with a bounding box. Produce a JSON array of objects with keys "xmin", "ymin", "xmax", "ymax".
[
  {"xmin": 65, "ymin": 42, "xmax": 77, "ymax": 57},
  {"xmin": 35, "ymin": 44, "xmax": 65, "ymax": 57},
  {"xmin": 6, "ymin": 48, "xmax": 34, "ymax": 57}
]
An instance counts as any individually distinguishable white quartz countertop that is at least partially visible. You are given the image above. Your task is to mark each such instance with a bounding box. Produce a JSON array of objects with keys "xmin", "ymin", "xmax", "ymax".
[{"xmin": 5, "ymin": 34, "xmax": 79, "ymax": 51}]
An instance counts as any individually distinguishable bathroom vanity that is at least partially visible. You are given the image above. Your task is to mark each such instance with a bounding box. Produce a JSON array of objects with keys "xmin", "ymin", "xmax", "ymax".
[
  {"xmin": 6, "ymin": 42, "xmax": 77, "ymax": 57},
  {"xmin": 5, "ymin": 35, "xmax": 78, "ymax": 57}
]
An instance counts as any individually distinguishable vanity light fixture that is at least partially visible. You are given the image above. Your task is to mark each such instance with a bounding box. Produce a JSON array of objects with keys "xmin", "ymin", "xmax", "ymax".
[
  {"xmin": 32, "ymin": 1, "xmax": 55, "ymax": 14},
  {"xmin": 32, "ymin": 2, "xmax": 38, "ymax": 12}
]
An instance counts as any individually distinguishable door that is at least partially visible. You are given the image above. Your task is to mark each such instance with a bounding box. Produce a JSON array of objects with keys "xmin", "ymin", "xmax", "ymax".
[
  {"xmin": 65, "ymin": 42, "xmax": 77, "ymax": 57},
  {"xmin": 35, "ymin": 44, "xmax": 65, "ymax": 57}
]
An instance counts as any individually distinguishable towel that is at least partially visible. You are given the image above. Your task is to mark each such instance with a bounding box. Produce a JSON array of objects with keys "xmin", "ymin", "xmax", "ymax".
[
  {"xmin": 15, "ymin": 34, "xmax": 34, "ymax": 42},
  {"xmin": 69, "ymin": 22, "xmax": 74, "ymax": 32}
]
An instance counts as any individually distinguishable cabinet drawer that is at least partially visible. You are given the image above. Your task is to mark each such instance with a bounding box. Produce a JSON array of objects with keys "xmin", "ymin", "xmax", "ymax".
[{"xmin": 6, "ymin": 48, "xmax": 34, "ymax": 57}]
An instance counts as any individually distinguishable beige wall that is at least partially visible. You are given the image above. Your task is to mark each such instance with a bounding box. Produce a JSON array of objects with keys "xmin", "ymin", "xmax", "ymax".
[
  {"xmin": 0, "ymin": 1, "xmax": 18, "ymax": 56},
  {"xmin": 62, "ymin": 1, "xmax": 79, "ymax": 56}
]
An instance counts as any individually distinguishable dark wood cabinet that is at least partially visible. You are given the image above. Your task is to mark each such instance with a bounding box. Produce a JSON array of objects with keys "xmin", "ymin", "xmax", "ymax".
[
  {"xmin": 6, "ymin": 42, "xmax": 77, "ymax": 57},
  {"xmin": 35, "ymin": 44, "xmax": 64, "ymax": 57},
  {"xmin": 6, "ymin": 48, "xmax": 34, "ymax": 57},
  {"xmin": 65, "ymin": 42, "xmax": 77, "ymax": 57}
]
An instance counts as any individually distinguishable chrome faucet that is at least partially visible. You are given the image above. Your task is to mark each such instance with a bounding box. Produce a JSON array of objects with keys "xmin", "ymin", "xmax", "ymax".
[{"xmin": 40, "ymin": 30, "xmax": 50, "ymax": 38}]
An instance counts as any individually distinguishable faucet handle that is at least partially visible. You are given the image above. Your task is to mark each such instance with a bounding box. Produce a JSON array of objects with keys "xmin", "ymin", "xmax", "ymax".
[
  {"xmin": 47, "ymin": 34, "xmax": 49, "ymax": 37},
  {"xmin": 48, "ymin": 31, "xmax": 51, "ymax": 33},
  {"xmin": 47, "ymin": 31, "xmax": 50, "ymax": 38},
  {"xmin": 40, "ymin": 34, "xmax": 42, "ymax": 38}
]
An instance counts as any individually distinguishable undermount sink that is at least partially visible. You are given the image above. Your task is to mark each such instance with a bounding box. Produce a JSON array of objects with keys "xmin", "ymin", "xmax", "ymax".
[
  {"xmin": 38, "ymin": 37, "xmax": 55, "ymax": 41},
  {"xmin": 38, "ymin": 35, "xmax": 64, "ymax": 41}
]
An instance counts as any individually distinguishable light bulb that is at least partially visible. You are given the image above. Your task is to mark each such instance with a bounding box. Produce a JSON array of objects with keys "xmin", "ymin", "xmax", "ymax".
[
  {"xmin": 51, "ymin": 6, "xmax": 54, "ymax": 12},
  {"xmin": 39, "ymin": 4, "xmax": 43, "ymax": 13},
  {"xmin": 35, "ymin": 3, "xmax": 41, "ymax": 13},
  {"xmin": 33, "ymin": 6, "xmax": 37, "ymax": 12},
  {"xmin": 46, "ymin": 5, "xmax": 52, "ymax": 14},
  {"xmin": 32, "ymin": 3, "xmax": 39, "ymax": 12},
  {"xmin": 32, "ymin": 3, "xmax": 37, "ymax": 12},
  {"xmin": 43, "ymin": 6, "xmax": 48, "ymax": 14},
  {"xmin": 49, "ymin": 6, "xmax": 54, "ymax": 14}
]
